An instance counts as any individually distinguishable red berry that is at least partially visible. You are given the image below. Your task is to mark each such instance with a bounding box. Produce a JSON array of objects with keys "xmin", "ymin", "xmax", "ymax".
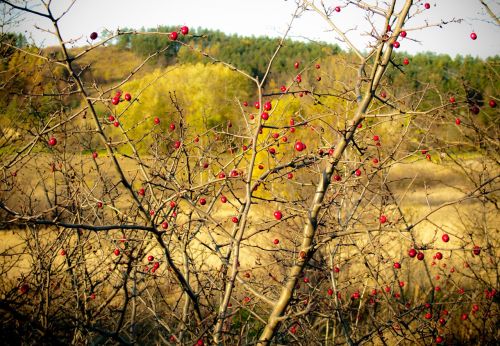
[
  {"xmin": 154, "ymin": 117, "xmax": 160, "ymax": 125},
  {"xmin": 294, "ymin": 61, "xmax": 299, "ymax": 69},
  {"xmin": 472, "ymin": 245, "xmax": 481, "ymax": 256},
  {"xmin": 264, "ymin": 101, "xmax": 272, "ymax": 111},
  {"xmin": 161, "ymin": 221, "xmax": 168, "ymax": 229},
  {"xmin": 169, "ymin": 123, "xmax": 175, "ymax": 131},
  {"xmin": 273, "ymin": 238, "xmax": 280, "ymax": 245},
  {"xmin": 327, "ymin": 288, "xmax": 333, "ymax": 296},
  {"xmin": 489, "ymin": 99, "xmax": 497, "ymax": 108},
  {"xmin": 470, "ymin": 32, "xmax": 477, "ymax": 40},
  {"xmin": 90, "ymin": 32, "xmax": 98, "ymax": 40},
  {"xmin": 254, "ymin": 101, "xmax": 260, "ymax": 109},
  {"xmin": 113, "ymin": 121, "xmax": 119, "ymax": 127},
  {"xmin": 461, "ymin": 313, "xmax": 468, "ymax": 320},
  {"xmin": 243, "ymin": 101, "xmax": 248, "ymax": 107},
  {"xmin": 403, "ymin": 57, "xmax": 409, "ymax": 65},
  {"xmin": 261, "ymin": 112, "xmax": 269, "ymax": 120},
  {"xmin": 455, "ymin": 118, "xmax": 461, "ymax": 125},
  {"xmin": 114, "ymin": 249, "xmax": 120, "ymax": 256},
  {"xmin": 147, "ymin": 255, "xmax": 154, "ymax": 262},
  {"xmin": 400, "ymin": 30, "xmax": 407, "ymax": 38},
  {"xmin": 108, "ymin": 115, "xmax": 115, "ymax": 122},
  {"xmin": 354, "ymin": 169, "xmax": 361, "ymax": 176},
  {"xmin": 124, "ymin": 93, "xmax": 131, "ymax": 101},
  {"xmin": 424, "ymin": 3, "xmax": 430, "ymax": 9},
  {"xmin": 436, "ymin": 336, "xmax": 444, "ymax": 344},
  {"xmin": 316, "ymin": 63, "xmax": 321, "ymax": 69},
  {"xmin": 373, "ymin": 158, "xmax": 379, "ymax": 164},
  {"xmin": 408, "ymin": 248, "xmax": 417, "ymax": 257},
  {"xmin": 287, "ymin": 173, "xmax": 293, "ymax": 179},
  {"xmin": 379, "ymin": 215, "xmax": 387, "ymax": 224},
  {"xmin": 425, "ymin": 312, "xmax": 432, "ymax": 319},
  {"xmin": 231, "ymin": 216, "xmax": 238, "ymax": 223},
  {"xmin": 449, "ymin": 96, "xmax": 456, "ymax": 103},
  {"xmin": 92, "ymin": 151, "xmax": 98, "ymax": 159},
  {"xmin": 169, "ymin": 31, "xmax": 178, "ymax": 40},
  {"xmin": 380, "ymin": 91, "xmax": 387, "ymax": 98},
  {"xmin": 180, "ymin": 26, "xmax": 189, "ymax": 35},
  {"xmin": 111, "ymin": 97, "xmax": 120, "ymax": 105},
  {"xmin": 274, "ymin": 210, "xmax": 283, "ymax": 220},
  {"xmin": 19, "ymin": 283, "xmax": 29, "ymax": 294},
  {"xmin": 218, "ymin": 172, "xmax": 226, "ymax": 179},
  {"xmin": 60, "ymin": 249, "xmax": 66, "ymax": 256},
  {"xmin": 220, "ymin": 196, "xmax": 227, "ymax": 203},
  {"xmin": 335, "ymin": 6, "xmax": 341, "ymax": 12},
  {"xmin": 417, "ymin": 252, "xmax": 425, "ymax": 261},
  {"xmin": 435, "ymin": 252, "xmax": 443, "ymax": 260},
  {"xmin": 373, "ymin": 135, "xmax": 380, "ymax": 141},
  {"xmin": 268, "ymin": 147, "xmax": 276, "ymax": 155},
  {"xmin": 392, "ymin": 41, "xmax": 400, "ymax": 48},
  {"xmin": 170, "ymin": 201, "xmax": 176, "ymax": 209},
  {"xmin": 199, "ymin": 198, "xmax": 206, "ymax": 205},
  {"xmin": 295, "ymin": 141, "xmax": 305, "ymax": 152},
  {"xmin": 48, "ymin": 137, "xmax": 57, "ymax": 146},
  {"xmin": 138, "ymin": 188, "xmax": 145, "ymax": 196},
  {"xmin": 394, "ymin": 262, "xmax": 401, "ymax": 269},
  {"xmin": 295, "ymin": 74, "xmax": 302, "ymax": 83},
  {"xmin": 442, "ymin": 234, "xmax": 450, "ymax": 242}
]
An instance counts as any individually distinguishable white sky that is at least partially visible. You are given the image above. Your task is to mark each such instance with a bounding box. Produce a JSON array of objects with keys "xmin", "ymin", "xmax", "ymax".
[{"xmin": 7, "ymin": 0, "xmax": 500, "ymax": 58}]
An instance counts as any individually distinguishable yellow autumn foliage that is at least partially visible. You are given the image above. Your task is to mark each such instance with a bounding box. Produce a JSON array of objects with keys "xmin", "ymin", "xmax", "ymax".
[{"xmin": 112, "ymin": 63, "xmax": 253, "ymax": 152}]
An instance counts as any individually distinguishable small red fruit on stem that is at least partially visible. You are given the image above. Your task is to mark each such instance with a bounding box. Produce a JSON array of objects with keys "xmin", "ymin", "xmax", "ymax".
[
  {"xmin": 274, "ymin": 210, "xmax": 283, "ymax": 220},
  {"xmin": 169, "ymin": 31, "xmax": 178, "ymax": 40}
]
